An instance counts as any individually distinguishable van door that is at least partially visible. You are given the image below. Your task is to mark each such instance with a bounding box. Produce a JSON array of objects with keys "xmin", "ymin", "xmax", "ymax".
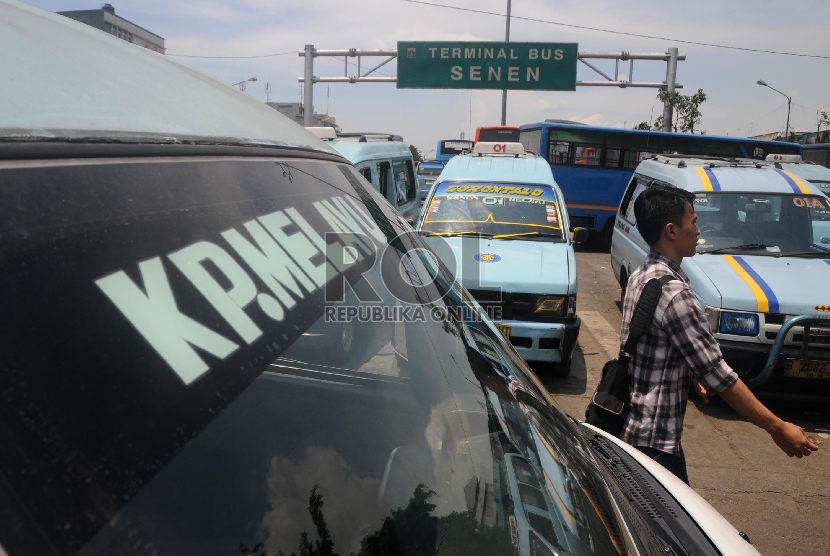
[
  {"xmin": 377, "ymin": 160, "xmax": 392, "ymax": 204},
  {"xmin": 392, "ymin": 158, "xmax": 419, "ymax": 220},
  {"xmin": 611, "ymin": 175, "xmax": 650, "ymax": 291}
]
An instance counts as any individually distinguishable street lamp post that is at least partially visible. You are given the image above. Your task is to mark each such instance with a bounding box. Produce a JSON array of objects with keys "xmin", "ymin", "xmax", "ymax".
[
  {"xmin": 757, "ymin": 79, "xmax": 791, "ymax": 140},
  {"xmin": 232, "ymin": 76, "xmax": 258, "ymax": 92}
]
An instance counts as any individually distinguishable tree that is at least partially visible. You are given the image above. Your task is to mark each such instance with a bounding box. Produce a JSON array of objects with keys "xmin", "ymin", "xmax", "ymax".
[
  {"xmin": 652, "ymin": 87, "xmax": 707, "ymax": 134},
  {"xmin": 408, "ymin": 144, "xmax": 422, "ymax": 162},
  {"xmin": 818, "ymin": 111, "xmax": 830, "ymax": 135},
  {"xmin": 633, "ymin": 122, "xmax": 651, "ymax": 130}
]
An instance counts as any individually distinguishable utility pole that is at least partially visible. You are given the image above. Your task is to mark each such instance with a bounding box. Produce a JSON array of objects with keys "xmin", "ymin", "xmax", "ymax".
[
  {"xmin": 661, "ymin": 47, "xmax": 678, "ymax": 132},
  {"xmin": 500, "ymin": 0, "xmax": 511, "ymax": 126},
  {"xmin": 303, "ymin": 44, "xmax": 315, "ymax": 127}
]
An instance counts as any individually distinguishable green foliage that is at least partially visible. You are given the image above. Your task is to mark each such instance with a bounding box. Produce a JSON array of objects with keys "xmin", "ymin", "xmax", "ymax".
[
  {"xmin": 633, "ymin": 122, "xmax": 651, "ymax": 130},
  {"xmin": 819, "ymin": 111, "xmax": 830, "ymax": 133},
  {"xmin": 409, "ymin": 144, "xmax": 422, "ymax": 161},
  {"xmin": 652, "ymin": 87, "xmax": 707, "ymax": 134}
]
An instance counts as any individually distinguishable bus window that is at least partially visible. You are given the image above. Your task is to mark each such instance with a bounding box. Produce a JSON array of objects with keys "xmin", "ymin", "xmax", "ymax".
[
  {"xmin": 604, "ymin": 147, "xmax": 621, "ymax": 168},
  {"xmin": 548, "ymin": 141, "xmax": 571, "ymax": 165},
  {"xmin": 519, "ymin": 128, "xmax": 542, "ymax": 154},
  {"xmin": 573, "ymin": 144, "xmax": 601, "ymax": 166}
]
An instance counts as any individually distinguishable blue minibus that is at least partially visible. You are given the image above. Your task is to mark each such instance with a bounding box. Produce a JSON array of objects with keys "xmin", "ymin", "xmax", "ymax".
[{"xmin": 435, "ymin": 139, "xmax": 473, "ymax": 163}]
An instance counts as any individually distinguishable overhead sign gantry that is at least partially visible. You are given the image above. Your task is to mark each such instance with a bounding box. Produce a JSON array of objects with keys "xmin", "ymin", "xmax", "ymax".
[{"xmin": 299, "ymin": 43, "xmax": 684, "ymax": 130}]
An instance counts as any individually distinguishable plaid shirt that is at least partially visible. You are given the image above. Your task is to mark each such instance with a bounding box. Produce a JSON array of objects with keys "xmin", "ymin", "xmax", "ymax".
[{"xmin": 620, "ymin": 252, "xmax": 738, "ymax": 455}]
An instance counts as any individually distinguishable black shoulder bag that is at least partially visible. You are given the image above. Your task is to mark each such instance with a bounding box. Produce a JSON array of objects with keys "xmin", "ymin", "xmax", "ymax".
[{"xmin": 585, "ymin": 275, "xmax": 674, "ymax": 437}]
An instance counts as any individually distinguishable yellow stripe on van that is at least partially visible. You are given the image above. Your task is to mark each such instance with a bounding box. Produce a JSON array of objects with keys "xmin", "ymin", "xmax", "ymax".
[
  {"xmin": 695, "ymin": 167, "xmax": 714, "ymax": 191},
  {"xmin": 780, "ymin": 169, "xmax": 811, "ymax": 194},
  {"xmin": 723, "ymin": 255, "xmax": 770, "ymax": 312}
]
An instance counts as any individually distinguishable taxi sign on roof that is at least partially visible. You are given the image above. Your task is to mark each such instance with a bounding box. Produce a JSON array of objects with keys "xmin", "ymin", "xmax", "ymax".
[
  {"xmin": 472, "ymin": 142, "xmax": 525, "ymax": 156},
  {"xmin": 766, "ymin": 154, "xmax": 802, "ymax": 163}
]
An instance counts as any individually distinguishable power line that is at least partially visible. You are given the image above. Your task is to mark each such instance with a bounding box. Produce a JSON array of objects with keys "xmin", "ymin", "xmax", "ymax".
[
  {"xmin": 402, "ymin": 0, "xmax": 830, "ymax": 60},
  {"xmin": 732, "ymin": 101, "xmax": 787, "ymax": 134},
  {"xmin": 166, "ymin": 50, "xmax": 297, "ymax": 59}
]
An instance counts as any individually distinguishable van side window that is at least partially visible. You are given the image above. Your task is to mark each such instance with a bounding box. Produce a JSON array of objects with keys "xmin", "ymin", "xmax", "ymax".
[
  {"xmin": 404, "ymin": 160, "xmax": 417, "ymax": 202},
  {"xmin": 377, "ymin": 161, "xmax": 391, "ymax": 199},
  {"xmin": 392, "ymin": 160, "xmax": 410, "ymax": 206},
  {"xmin": 619, "ymin": 176, "xmax": 651, "ymax": 224},
  {"xmin": 359, "ymin": 167, "xmax": 372, "ymax": 183}
]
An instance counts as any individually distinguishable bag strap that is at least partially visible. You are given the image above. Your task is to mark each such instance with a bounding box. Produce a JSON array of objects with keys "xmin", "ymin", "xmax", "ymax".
[{"xmin": 621, "ymin": 274, "xmax": 675, "ymax": 356}]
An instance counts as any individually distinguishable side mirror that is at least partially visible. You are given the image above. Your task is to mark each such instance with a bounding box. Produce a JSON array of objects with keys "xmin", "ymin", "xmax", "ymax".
[{"xmin": 572, "ymin": 227, "xmax": 589, "ymax": 243}]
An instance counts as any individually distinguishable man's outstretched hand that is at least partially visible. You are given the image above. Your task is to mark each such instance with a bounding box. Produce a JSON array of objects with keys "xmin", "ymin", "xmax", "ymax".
[{"xmin": 770, "ymin": 421, "xmax": 819, "ymax": 458}]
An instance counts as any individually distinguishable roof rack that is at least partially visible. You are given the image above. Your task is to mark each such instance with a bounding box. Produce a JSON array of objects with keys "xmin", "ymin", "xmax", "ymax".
[{"xmin": 335, "ymin": 132, "xmax": 403, "ymax": 143}]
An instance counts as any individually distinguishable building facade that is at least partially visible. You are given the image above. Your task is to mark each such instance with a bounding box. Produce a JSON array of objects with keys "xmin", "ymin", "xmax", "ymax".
[{"xmin": 58, "ymin": 4, "xmax": 165, "ymax": 53}]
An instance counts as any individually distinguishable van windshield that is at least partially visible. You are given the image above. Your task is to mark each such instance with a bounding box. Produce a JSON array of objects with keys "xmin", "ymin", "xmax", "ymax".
[
  {"xmin": 0, "ymin": 157, "xmax": 633, "ymax": 555},
  {"xmin": 694, "ymin": 192, "xmax": 830, "ymax": 255},
  {"xmin": 420, "ymin": 182, "xmax": 565, "ymax": 240}
]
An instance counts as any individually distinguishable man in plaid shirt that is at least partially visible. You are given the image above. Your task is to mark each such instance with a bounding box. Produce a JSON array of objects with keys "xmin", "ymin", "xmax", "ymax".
[{"xmin": 620, "ymin": 184, "xmax": 817, "ymax": 484}]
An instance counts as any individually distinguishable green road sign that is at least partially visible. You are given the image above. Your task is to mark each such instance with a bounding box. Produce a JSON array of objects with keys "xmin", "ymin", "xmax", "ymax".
[{"xmin": 397, "ymin": 41, "xmax": 578, "ymax": 91}]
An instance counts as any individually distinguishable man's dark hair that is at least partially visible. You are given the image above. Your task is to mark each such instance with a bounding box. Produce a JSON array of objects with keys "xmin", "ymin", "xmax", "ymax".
[{"xmin": 633, "ymin": 184, "xmax": 695, "ymax": 246}]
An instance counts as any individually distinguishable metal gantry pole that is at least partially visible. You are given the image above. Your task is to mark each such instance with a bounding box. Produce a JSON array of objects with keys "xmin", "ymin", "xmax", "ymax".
[
  {"xmin": 303, "ymin": 44, "xmax": 315, "ymax": 127},
  {"xmin": 661, "ymin": 47, "xmax": 678, "ymax": 132},
  {"xmin": 500, "ymin": 0, "xmax": 512, "ymax": 126}
]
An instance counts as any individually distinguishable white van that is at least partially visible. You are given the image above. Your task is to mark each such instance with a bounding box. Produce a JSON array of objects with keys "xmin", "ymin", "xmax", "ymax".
[
  {"xmin": 611, "ymin": 154, "xmax": 830, "ymax": 389},
  {"xmin": 307, "ymin": 128, "xmax": 421, "ymax": 221}
]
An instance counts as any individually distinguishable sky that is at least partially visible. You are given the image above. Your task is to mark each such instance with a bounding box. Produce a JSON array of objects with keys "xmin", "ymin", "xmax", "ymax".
[{"xmin": 22, "ymin": 0, "xmax": 830, "ymax": 156}]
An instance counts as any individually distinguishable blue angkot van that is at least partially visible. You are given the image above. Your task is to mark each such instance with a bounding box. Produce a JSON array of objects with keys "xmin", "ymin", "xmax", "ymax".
[
  {"xmin": 416, "ymin": 142, "xmax": 588, "ymax": 376},
  {"xmin": 611, "ymin": 154, "xmax": 830, "ymax": 388}
]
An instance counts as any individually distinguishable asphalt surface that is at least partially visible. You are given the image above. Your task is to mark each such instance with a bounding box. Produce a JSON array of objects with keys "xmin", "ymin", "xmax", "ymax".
[{"xmin": 535, "ymin": 245, "xmax": 830, "ymax": 556}]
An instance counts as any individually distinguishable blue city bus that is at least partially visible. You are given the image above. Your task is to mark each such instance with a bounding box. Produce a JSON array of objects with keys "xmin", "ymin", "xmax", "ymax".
[
  {"xmin": 435, "ymin": 139, "xmax": 473, "ymax": 163},
  {"xmin": 518, "ymin": 122, "xmax": 804, "ymax": 248}
]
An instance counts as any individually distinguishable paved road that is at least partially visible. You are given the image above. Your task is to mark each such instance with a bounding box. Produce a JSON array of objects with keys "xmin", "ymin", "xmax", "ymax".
[{"xmin": 536, "ymin": 246, "xmax": 830, "ymax": 556}]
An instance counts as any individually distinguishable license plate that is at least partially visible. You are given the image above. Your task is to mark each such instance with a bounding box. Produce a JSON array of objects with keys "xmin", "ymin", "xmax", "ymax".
[
  {"xmin": 496, "ymin": 324, "xmax": 511, "ymax": 339},
  {"xmin": 784, "ymin": 358, "xmax": 830, "ymax": 379}
]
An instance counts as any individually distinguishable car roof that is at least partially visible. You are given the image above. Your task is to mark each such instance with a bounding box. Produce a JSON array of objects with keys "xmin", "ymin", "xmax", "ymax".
[
  {"xmin": 636, "ymin": 155, "xmax": 826, "ymax": 195},
  {"xmin": 0, "ymin": 0, "xmax": 335, "ymax": 154},
  {"xmin": 328, "ymin": 139, "xmax": 412, "ymax": 165},
  {"xmin": 777, "ymin": 161, "xmax": 830, "ymax": 182},
  {"xmin": 417, "ymin": 160, "xmax": 444, "ymax": 167},
  {"xmin": 436, "ymin": 153, "xmax": 557, "ymax": 187}
]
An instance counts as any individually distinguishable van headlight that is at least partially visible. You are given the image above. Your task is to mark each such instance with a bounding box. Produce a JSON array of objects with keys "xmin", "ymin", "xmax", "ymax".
[
  {"xmin": 533, "ymin": 295, "xmax": 575, "ymax": 317},
  {"xmin": 719, "ymin": 311, "xmax": 759, "ymax": 336}
]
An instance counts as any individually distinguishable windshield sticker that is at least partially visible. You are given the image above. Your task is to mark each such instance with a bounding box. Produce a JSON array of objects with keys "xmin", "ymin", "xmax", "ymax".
[
  {"xmin": 545, "ymin": 205, "xmax": 558, "ymax": 224},
  {"xmin": 440, "ymin": 183, "xmax": 551, "ymax": 199},
  {"xmin": 474, "ymin": 252, "xmax": 502, "ymax": 263},
  {"xmin": 792, "ymin": 196, "xmax": 829, "ymax": 209},
  {"xmin": 96, "ymin": 195, "xmax": 384, "ymax": 385}
]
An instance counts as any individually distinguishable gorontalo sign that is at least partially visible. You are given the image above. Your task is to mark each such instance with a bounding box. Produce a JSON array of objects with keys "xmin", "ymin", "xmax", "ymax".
[{"xmin": 397, "ymin": 41, "xmax": 578, "ymax": 91}]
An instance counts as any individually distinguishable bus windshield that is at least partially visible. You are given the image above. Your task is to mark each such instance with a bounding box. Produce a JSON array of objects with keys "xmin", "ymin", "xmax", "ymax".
[
  {"xmin": 476, "ymin": 126, "xmax": 520, "ymax": 143},
  {"xmin": 436, "ymin": 140, "xmax": 473, "ymax": 163},
  {"xmin": 421, "ymin": 182, "xmax": 565, "ymax": 240},
  {"xmin": 693, "ymin": 192, "xmax": 830, "ymax": 255}
]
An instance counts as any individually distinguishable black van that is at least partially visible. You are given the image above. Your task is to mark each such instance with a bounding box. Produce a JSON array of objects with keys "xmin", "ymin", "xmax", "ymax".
[{"xmin": 0, "ymin": 2, "xmax": 758, "ymax": 555}]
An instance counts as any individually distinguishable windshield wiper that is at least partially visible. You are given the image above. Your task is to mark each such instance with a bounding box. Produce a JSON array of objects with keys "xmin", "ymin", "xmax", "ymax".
[
  {"xmin": 493, "ymin": 231, "xmax": 539, "ymax": 239},
  {"xmin": 423, "ymin": 230, "xmax": 492, "ymax": 238},
  {"xmin": 702, "ymin": 243, "xmax": 775, "ymax": 254},
  {"xmin": 778, "ymin": 249, "xmax": 830, "ymax": 258}
]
